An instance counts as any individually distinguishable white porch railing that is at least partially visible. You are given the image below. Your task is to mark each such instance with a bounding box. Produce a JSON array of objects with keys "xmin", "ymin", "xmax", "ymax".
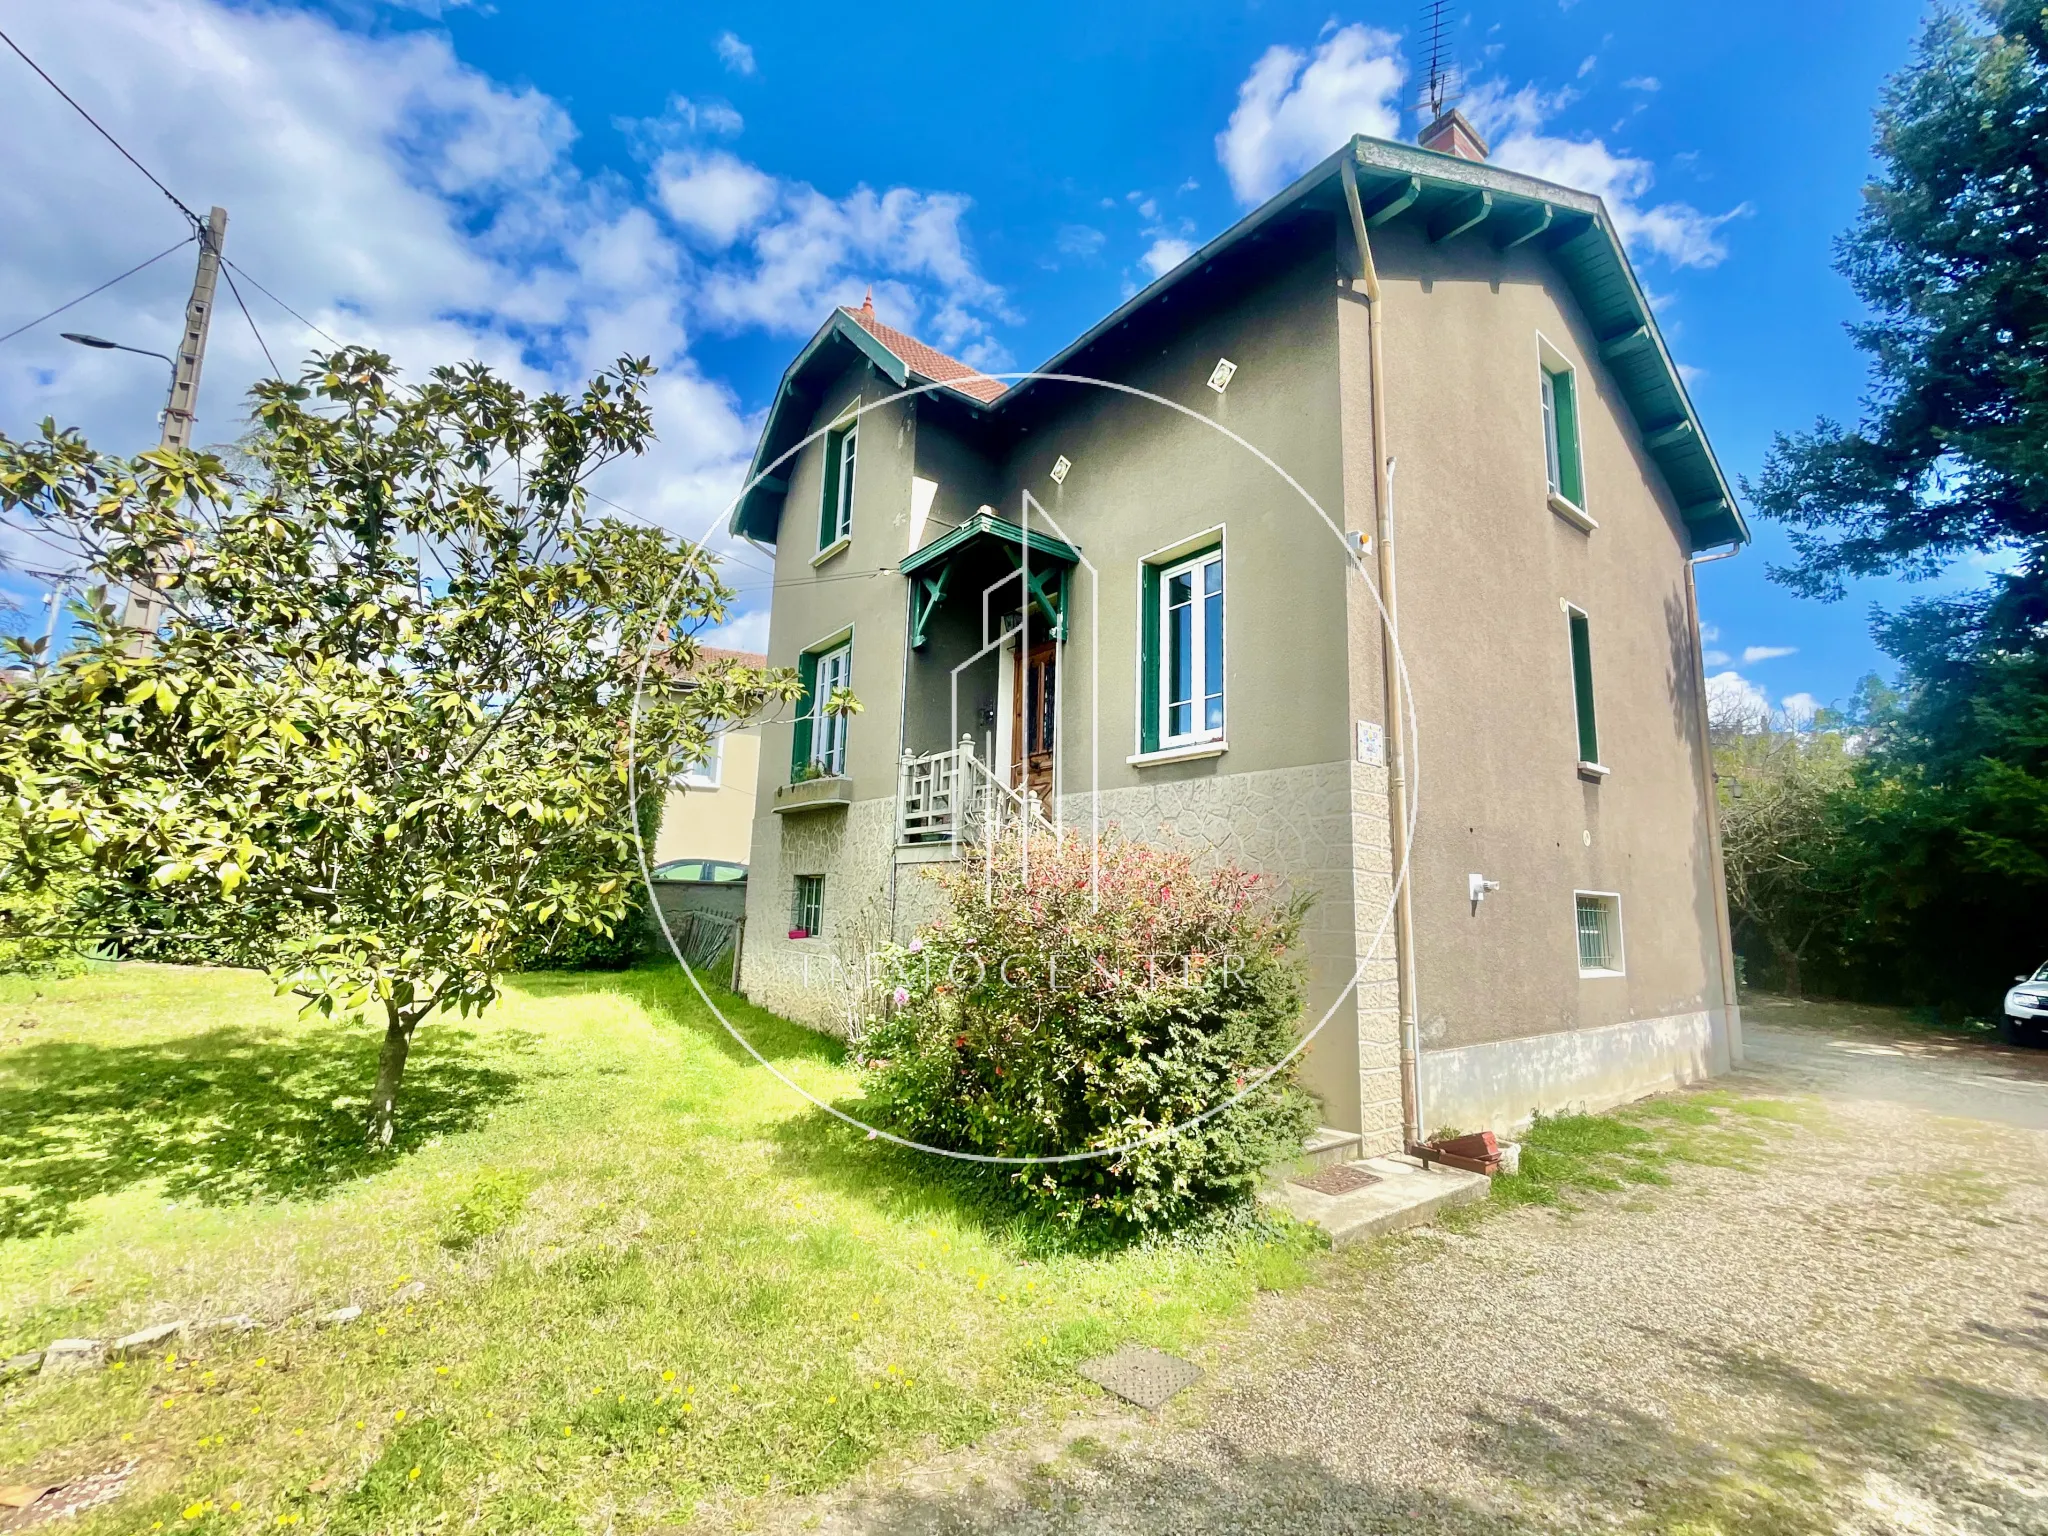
[{"xmin": 898, "ymin": 737, "xmax": 1056, "ymax": 846}]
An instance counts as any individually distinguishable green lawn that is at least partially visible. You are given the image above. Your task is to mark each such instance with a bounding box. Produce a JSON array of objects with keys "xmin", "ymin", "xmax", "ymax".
[{"xmin": 0, "ymin": 963, "xmax": 1321, "ymax": 1533}]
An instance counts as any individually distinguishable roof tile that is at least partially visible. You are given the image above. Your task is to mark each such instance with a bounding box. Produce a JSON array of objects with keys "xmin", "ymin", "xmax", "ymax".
[{"xmin": 840, "ymin": 303, "xmax": 1006, "ymax": 403}]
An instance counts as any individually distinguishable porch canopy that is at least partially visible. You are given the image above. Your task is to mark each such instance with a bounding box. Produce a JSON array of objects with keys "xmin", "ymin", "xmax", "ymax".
[{"xmin": 900, "ymin": 510, "xmax": 1080, "ymax": 650}]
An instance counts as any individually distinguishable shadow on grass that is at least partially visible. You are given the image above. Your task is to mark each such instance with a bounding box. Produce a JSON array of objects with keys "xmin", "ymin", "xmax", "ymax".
[
  {"xmin": 515, "ymin": 962, "xmax": 847, "ymax": 1073},
  {"xmin": 817, "ymin": 1338, "xmax": 2047, "ymax": 1534},
  {"xmin": 0, "ymin": 1019, "xmax": 532, "ymax": 1240}
]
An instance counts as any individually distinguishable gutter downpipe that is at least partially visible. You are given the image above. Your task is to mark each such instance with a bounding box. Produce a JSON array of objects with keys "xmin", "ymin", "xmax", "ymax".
[
  {"xmin": 1686, "ymin": 540, "xmax": 1745, "ymax": 1066},
  {"xmin": 1342, "ymin": 154, "xmax": 1426, "ymax": 1153}
]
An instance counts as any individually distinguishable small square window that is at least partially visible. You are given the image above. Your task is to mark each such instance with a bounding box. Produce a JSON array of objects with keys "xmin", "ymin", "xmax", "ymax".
[
  {"xmin": 682, "ymin": 730, "xmax": 723, "ymax": 789},
  {"xmin": 1575, "ymin": 891, "xmax": 1623, "ymax": 976},
  {"xmin": 791, "ymin": 875, "xmax": 823, "ymax": 938}
]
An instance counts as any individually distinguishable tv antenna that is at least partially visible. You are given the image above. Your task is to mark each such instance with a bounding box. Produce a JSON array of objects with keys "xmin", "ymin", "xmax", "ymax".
[{"xmin": 1417, "ymin": 0, "xmax": 1459, "ymax": 123}]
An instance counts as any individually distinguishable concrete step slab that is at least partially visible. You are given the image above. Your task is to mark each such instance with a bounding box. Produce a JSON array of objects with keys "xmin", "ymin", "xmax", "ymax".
[{"xmin": 1267, "ymin": 1155, "xmax": 1490, "ymax": 1247}]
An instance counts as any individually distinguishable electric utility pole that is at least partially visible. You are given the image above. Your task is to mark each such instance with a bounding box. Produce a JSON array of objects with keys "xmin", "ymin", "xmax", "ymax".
[{"xmin": 122, "ymin": 204, "xmax": 227, "ymax": 636}]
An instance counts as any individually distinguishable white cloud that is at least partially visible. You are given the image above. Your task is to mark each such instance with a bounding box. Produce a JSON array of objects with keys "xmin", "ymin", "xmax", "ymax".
[
  {"xmin": 653, "ymin": 149, "xmax": 778, "ymax": 247},
  {"xmin": 1577, "ymin": 55, "xmax": 1598, "ymax": 78},
  {"xmin": 1216, "ymin": 24, "xmax": 1406, "ymax": 204},
  {"xmin": 1703, "ymin": 649, "xmax": 1731, "ymax": 667},
  {"xmin": 1464, "ymin": 81, "xmax": 1751, "ymax": 269},
  {"xmin": 1055, "ymin": 225, "xmax": 1106, "ymax": 259},
  {"xmin": 0, "ymin": 0, "xmax": 1016, "ymax": 653},
  {"xmin": 1705, "ymin": 669, "xmax": 1772, "ymax": 728},
  {"xmin": 714, "ymin": 31, "xmax": 756, "ymax": 76},
  {"xmin": 1140, "ymin": 237, "xmax": 1196, "ymax": 279},
  {"xmin": 1742, "ymin": 644, "xmax": 1798, "ymax": 663},
  {"xmin": 1780, "ymin": 692, "xmax": 1819, "ymax": 726},
  {"xmin": 1699, "ymin": 621, "xmax": 1720, "ymax": 643},
  {"xmin": 1622, "ymin": 76, "xmax": 1661, "ymax": 92},
  {"xmin": 702, "ymin": 606, "xmax": 770, "ymax": 654}
]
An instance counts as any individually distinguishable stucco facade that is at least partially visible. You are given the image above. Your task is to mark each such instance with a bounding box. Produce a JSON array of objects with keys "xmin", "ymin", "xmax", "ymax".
[{"xmin": 736, "ymin": 132, "xmax": 1743, "ymax": 1145}]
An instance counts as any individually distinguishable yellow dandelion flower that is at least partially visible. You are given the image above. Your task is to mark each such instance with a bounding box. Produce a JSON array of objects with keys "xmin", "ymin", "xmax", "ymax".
[
  {"xmin": 255, "ymin": 1357, "xmax": 266, "ymax": 1367},
  {"xmin": 436, "ymin": 1366, "xmax": 449, "ymax": 1376},
  {"xmin": 230, "ymin": 1501, "xmax": 243, "ymax": 1512},
  {"xmin": 166, "ymin": 1352, "xmax": 178, "ymax": 1366},
  {"xmin": 183, "ymin": 1501, "xmax": 205, "ymax": 1519},
  {"xmin": 762, "ymin": 1475, "xmax": 771, "ymax": 1486},
  {"xmin": 681, "ymin": 1402, "xmax": 694, "ymax": 1415},
  {"xmin": 112, "ymin": 1361, "xmax": 127, "ymax": 1372},
  {"xmin": 394, "ymin": 1409, "xmax": 406, "ymax": 1422},
  {"xmin": 975, "ymin": 1277, "xmax": 986, "ymax": 1290},
  {"xmin": 827, "ymin": 1394, "xmax": 836, "ymax": 1404},
  {"xmin": 162, "ymin": 1397, "xmax": 176, "ymax": 1408},
  {"xmin": 661, "ymin": 1369, "xmax": 674, "ymax": 1382},
  {"xmin": 408, "ymin": 1466, "xmax": 421, "ymax": 1481},
  {"xmin": 656, "ymin": 1426, "xmax": 668, "ymax": 1437},
  {"xmin": 850, "ymin": 1310, "xmax": 860, "ymax": 1321},
  {"xmin": 562, "ymin": 1426, "xmax": 573, "ymax": 1437},
  {"xmin": 376, "ymin": 1326, "xmax": 387, "ymax": 1336},
  {"xmin": 1039, "ymin": 1335, "xmax": 1049, "ymax": 1345},
  {"xmin": 617, "ymin": 1394, "xmax": 625, "ymax": 1405},
  {"xmin": 355, "ymin": 1420, "xmax": 366, "ymax": 1429}
]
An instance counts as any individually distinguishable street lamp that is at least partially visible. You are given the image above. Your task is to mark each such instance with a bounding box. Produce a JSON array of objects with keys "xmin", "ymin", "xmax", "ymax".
[{"xmin": 61, "ymin": 331, "xmax": 180, "ymax": 415}]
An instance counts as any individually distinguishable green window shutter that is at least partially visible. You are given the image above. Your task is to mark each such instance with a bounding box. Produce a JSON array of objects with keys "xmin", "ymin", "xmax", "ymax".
[
  {"xmin": 1568, "ymin": 610, "xmax": 1598, "ymax": 763},
  {"xmin": 1553, "ymin": 369, "xmax": 1583, "ymax": 507},
  {"xmin": 791, "ymin": 649, "xmax": 818, "ymax": 775},
  {"xmin": 818, "ymin": 428, "xmax": 841, "ymax": 551},
  {"xmin": 1139, "ymin": 561, "xmax": 1161, "ymax": 754}
]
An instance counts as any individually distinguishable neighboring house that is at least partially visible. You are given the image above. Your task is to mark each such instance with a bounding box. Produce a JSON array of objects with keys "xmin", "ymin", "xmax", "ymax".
[
  {"xmin": 729, "ymin": 112, "xmax": 1746, "ymax": 1153},
  {"xmin": 652, "ymin": 647, "xmax": 764, "ymax": 867}
]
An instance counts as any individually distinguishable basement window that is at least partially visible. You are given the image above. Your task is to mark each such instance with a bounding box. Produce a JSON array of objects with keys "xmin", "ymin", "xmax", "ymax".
[
  {"xmin": 1575, "ymin": 892, "xmax": 1624, "ymax": 977},
  {"xmin": 791, "ymin": 875, "xmax": 823, "ymax": 939}
]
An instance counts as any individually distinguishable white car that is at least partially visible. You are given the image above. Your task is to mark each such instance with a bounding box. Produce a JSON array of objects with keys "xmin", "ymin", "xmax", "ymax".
[{"xmin": 2003, "ymin": 961, "xmax": 2048, "ymax": 1045}]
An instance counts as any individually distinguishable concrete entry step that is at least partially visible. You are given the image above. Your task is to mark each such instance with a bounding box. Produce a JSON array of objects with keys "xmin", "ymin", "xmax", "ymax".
[
  {"xmin": 1267, "ymin": 1154, "xmax": 1491, "ymax": 1247},
  {"xmin": 1300, "ymin": 1126, "xmax": 1363, "ymax": 1171}
]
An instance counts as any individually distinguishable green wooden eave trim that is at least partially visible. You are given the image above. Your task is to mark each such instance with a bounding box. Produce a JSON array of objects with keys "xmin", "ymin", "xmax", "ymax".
[{"xmin": 898, "ymin": 512, "xmax": 1080, "ymax": 577}]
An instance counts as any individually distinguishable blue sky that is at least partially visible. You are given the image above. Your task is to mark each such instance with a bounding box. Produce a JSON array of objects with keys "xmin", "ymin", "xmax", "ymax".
[{"xmin": 0, "ymin": 0, "xmax": 1965, "ymax": 716}]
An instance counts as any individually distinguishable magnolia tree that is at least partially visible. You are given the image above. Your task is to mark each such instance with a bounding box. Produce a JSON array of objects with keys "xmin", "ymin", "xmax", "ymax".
[{"xmin": 0, "ymin": 349, "xmax": 802, "ymax": 1144}]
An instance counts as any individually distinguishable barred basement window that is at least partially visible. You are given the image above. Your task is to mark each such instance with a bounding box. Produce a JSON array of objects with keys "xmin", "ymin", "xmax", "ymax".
[
  {"xmin": 1575, "ymin": 891, "xmax": 1623, "ymax": 976},
  {"xmin": 791, "ymin": 875, "xmax": 823, "ymax": 939}
]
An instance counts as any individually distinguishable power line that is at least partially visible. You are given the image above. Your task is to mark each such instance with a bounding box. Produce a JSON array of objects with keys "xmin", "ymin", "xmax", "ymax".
[
  {"xmin": 0, "ymin": 26, "xmax": 202, "ymax": 230},
  {"xmin": 0, "ymin": 235, "xmax": 195, "ymax": 347},
  {"xmin": 222, "ymin": 259, "xmax": 343, "ymax": 349},
  {"xmin": 219, "ymin": 262, "xmax": 280, "ymax": 379}
]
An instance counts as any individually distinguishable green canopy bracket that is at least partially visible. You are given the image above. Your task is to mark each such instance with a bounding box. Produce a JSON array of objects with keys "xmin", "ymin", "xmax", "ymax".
[{"xmin": 909, "ymin": 563, "xmax": 951, "ymax": 650}]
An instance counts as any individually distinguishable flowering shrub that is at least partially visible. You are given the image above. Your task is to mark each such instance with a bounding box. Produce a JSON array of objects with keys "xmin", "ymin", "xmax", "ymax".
[{"xmin": 859, "ymin": 834, "xmax": 1318, "ymax": 1231}]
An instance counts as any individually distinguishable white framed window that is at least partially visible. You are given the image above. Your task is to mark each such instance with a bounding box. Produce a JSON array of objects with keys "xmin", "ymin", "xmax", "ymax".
[
  {"xmin": 818, "ymin": 418, "xmax": 856, "ymax": 553},
  {"xmin": 682, "ymin": 729, "xmax": 723, "ymax": 789},
  {"xmin": 1575, "ymin": 891, "xmax": 1624, "ymax": 977},
  {"xmin": 1538, "ymin": 334, "xmax": 1591, "ymax": 527},
  {"xmin": 1156, "ymin": 547, "xmax": 1223, "ymax": 747},
  {"xmin": 810, "ymin": 642, "xmax": 852, "ymax": 775},
  {"xmin": 791, "ymin": 874, "xmax": 823, "ymax": 938}
]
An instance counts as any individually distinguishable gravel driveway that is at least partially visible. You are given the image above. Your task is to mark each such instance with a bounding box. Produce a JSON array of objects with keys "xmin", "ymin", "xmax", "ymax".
[{"xmin": 771, "ymin": 1000, "xmax": 2048, "ymax": 1535}]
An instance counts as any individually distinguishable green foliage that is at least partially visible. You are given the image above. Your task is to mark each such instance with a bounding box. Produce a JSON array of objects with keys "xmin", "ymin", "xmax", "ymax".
[
  {"xmin": 859, "ymin": 834, "xmax": 1320, "ymax": 1234},
  {"xmin": 440, "ymin": 1167, "xmax": 534, "ymax": 1249},
  {"xmin": 0, "ymin": 348, "xmax": 805, "ymax": 1138},
  {"xmin": 1740, "ymin": 3, "xmax": 2048, "ymax": 1010}
]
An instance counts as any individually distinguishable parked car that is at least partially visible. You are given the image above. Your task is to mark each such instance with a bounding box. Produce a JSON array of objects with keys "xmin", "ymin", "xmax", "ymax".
[
  {"xmin": 651, "ymin": 858, "xmax": 748, "ymax": 885},
  {"xmin": 2002, "ymin": 961, "xmax": 2048, "ymax": 1045}
]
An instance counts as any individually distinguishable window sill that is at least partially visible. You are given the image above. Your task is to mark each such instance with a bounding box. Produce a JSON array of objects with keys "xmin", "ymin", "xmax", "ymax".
[
  {"xmin": 811, "ymin": 535, "xmax": 851, "ymax": 567},
  {"xmin": 1548, "ymin": 493, "xmax": 1597, "ymax": 533},
  {"xmin": 1127, "ymin": 739, "xmax": 1227, "ymax": 767},
  {"xmin": 1577, "ymin": 761, "xmax": 1609, "ymax": 782},
  {"xmin": 1578, "ymin": 967, "xmax": 1626, "ymax": 980}
]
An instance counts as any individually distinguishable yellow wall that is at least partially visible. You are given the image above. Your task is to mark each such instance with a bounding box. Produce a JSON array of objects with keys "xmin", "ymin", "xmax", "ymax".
[{"xmin": 654, "ymin": 726, "xmax": 760, "ymax": 865}]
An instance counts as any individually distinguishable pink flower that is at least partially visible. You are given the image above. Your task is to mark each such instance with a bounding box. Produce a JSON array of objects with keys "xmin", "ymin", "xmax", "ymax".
[
  {"xmin": 908, "ymin": 937, "xmax": 923, "ymax": 953},
  {"xmin": 892, "ymin": 986, "xmax": 910, "ymax": 1006}
]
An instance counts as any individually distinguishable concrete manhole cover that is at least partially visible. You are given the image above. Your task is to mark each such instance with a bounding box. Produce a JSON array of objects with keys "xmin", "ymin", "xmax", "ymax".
[
  {"xmin": 1076, "ymin": 1345, "xmax": 1203, "ymax": 1410},
  {"xmin": 1292, "ymin": 1163, "xmax": 1382, "ymax": 1196}
]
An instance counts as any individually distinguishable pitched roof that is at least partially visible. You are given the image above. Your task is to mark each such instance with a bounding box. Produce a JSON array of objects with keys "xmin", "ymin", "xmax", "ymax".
[
  {"xmin": 841, "ymin": 301, "xmax": 1006, "ymax": 404},
  {"xmin": 731, "ymin": 134, "xmax": 1748, "ymax": 552}
]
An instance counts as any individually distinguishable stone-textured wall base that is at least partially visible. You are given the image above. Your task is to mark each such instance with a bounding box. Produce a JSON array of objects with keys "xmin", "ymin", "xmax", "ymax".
[{"xmin": 1420, "ymin": 1007, "xmax": 1737, "ymax": 1136}]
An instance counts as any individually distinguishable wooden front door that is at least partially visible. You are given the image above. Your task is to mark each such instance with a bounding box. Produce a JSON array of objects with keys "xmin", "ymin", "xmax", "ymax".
[{"xmin": 1011, "ymin": 638, "xmax": 1056, "ymax": 802}]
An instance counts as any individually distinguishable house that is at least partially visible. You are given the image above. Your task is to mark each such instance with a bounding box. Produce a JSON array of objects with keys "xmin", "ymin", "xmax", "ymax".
[
  {"xmin": 651, "ymin": 646, "xmax": 764, "ymax": 869},
  {"xmin": 728, "ymin": 113, "xmax": 1746, "ymax": 1154}
]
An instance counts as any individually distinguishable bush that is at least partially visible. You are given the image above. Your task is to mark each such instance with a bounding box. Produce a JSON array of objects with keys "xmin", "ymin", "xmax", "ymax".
[{"xmin": 859, "ymin": 833, "xmax": 1319, "ymax": 1233}]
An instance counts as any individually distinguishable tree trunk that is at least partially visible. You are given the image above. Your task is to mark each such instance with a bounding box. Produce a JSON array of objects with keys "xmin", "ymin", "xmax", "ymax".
[
  {"xmin": 1767, "ymin": 936, "xmax": 1804, "ymax": 999},
  {"xmin": 368, "ymin": 1003, "xmax": 416, "ymax": 1149}
]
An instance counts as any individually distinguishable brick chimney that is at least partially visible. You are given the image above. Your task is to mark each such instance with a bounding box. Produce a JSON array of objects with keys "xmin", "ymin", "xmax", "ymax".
[{"xmin": 1419, "ymin": 107, "xmax": 1489, "ymax": 162}]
